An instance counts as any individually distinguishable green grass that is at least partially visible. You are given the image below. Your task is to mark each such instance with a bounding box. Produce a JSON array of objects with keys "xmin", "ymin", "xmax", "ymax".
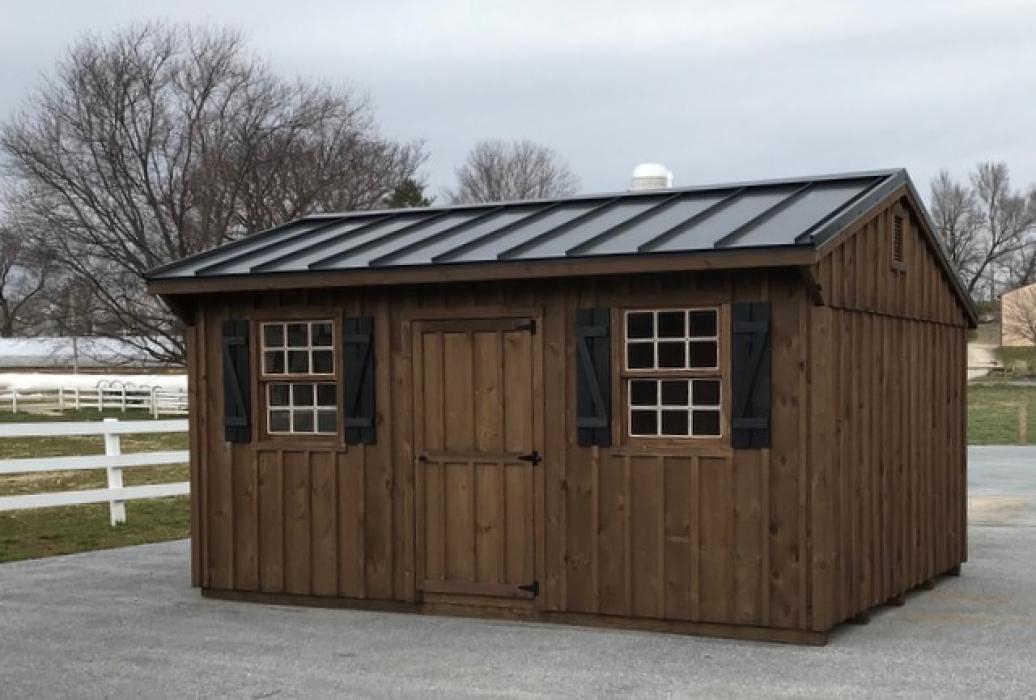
[
  {"xmin": 0, "ymin": 499, "xmax": 189, "ymax": 563},
  {"xmin": 968, "ymin": 383, "xmax": 1036, "ymax": 445},
  {"xmin": 0, "ymin": 408, "xmax": 189, "ymax": 563}
]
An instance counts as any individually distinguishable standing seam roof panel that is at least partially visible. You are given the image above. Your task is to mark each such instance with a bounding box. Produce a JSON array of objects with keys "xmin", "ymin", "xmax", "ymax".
[
  {"xmin": 657, "ymin": 188, "xmax": 799, "ymax": 252},
  {"xmin": 570, "ymin": 195, "xmax": 729, "ymax": 256},
  {"xmin": 726, "ymin": 181, "xmax": 877, "ymax": 248},
  {"xmin": 507, "ymin": 199, "xmax": 667, "ymax": 260},
  {"xmin": 254, "ymin": 215, "xmax": 430, "ymax": 271},
  {"xmin": 436, "ymin": 204, "xmax": 598, "ymax": 262},
  {"xmin": 313, "ymin": 211, "xmax": 488, "ymax": 268},
  {"xmin": 380, "ymin": 208, "xmax": 542, "ymax": 266}
]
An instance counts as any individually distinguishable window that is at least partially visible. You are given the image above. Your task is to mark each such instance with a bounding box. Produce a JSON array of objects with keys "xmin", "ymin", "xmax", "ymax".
[
  {"xmin": 267, "ymin": 382, "xmax": 337, "ymax": 435},
  {"xmin": 624, "ymin": 309, "xmax": 722, "ymax": 438},
  {"xmin": 262, "ymin": 321, "xmax": 334, "ymax": 376},
  {"xmin": 260, "ymin": 320, "xmax": 337, "ymax": 436}
]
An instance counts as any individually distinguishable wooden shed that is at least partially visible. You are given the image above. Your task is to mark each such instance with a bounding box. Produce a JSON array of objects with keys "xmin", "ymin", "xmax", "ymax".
[{"xmin": 148, "ymin": 168, "xmax": 977, "ymax": 644}]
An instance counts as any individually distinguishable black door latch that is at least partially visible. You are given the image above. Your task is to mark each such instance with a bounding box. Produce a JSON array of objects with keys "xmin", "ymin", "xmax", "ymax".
[
  {"xmin": 517, "ymin": 451, "xmax": 541, "ymax": 465},
  {"xmin": 517, "ymin": 580, "xmax": 539, "ymax": 597}
]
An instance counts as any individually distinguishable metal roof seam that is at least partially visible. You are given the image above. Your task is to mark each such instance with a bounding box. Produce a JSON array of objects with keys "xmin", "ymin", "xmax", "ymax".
[
  {"xmin": 497, "ymin": 196, "xmax": 626, "ymax": 259},
  {"xmin": 249, "ymin": 213, "xmax": 400, "ymax": 273},
  {"xmin": 565, "ymin": 192, "xmax": 684, "ymax": 256},
  {"xmin": 366, "ymin": 205, "xmax": 511, "ymax": 267},
  {"xmin": 793, "ymin": 174, "xmax": 895, "ymax": 244},
  {"xmin": 637, "ymin": 188, "xmax": 746, "ymax": 252},
  {"xmin": 431, "ymin": 200, "xmax": 570, "ymax": 263},
  {"xmin": 194, "ymin": 216, "xmax": 351, "ymax": 275},
  {"xmin": 307, "ymin": 210, "xmax": 457, "ymax": 270},
  {"xmin": 712, "ymin": 182, "xmax": 816, "ymax": 249}
]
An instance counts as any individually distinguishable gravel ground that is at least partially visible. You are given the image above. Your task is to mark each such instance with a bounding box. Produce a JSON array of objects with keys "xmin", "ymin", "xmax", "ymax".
[{"xmin": 1, "ymin": 447, "xmax": 1034, "ymax": 700}]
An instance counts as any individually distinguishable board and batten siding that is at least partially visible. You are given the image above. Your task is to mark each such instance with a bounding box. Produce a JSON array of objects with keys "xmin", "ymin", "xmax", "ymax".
[
  {"xmin": 186, "ymin": 267, "xmax": 823, "ymax": 635},
  {"xmin": 810, "ymin": 191, "xmax": 969, "ymax": 630}
]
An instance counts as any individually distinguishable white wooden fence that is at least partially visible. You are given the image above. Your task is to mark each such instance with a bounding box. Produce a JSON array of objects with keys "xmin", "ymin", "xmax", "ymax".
[
  {"xmin": 0, "ymin": 417, "xmax": 189, "ymax": 525},
  {"xmin": 0, "ymin": 386, "xmax": 188, "ymax": 418}
]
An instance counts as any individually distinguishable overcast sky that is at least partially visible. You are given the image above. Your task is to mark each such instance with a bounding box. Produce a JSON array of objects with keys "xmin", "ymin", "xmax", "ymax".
[{"xmin": 2, "ymin": 0, "xmax": 1035, "ymax": 202}]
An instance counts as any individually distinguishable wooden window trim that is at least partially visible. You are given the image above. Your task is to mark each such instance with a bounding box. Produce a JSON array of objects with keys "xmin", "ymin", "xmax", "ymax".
[
  {"xmin": 618, "ymin": 306, "xmax": 728, "ymax": 447},
  {"xmin": 251, "ymin": 315, "xmax": 344, "ymax": 446}
]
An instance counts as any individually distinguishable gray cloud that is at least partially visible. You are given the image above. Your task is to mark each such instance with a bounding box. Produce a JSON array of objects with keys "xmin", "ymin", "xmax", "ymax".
[{"xmin": 2, "ymin": 0, "xmax": 1035, "ymax": 203}]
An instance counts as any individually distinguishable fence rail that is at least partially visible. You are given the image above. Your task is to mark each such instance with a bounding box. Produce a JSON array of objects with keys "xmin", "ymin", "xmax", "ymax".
[
  {"xmin": 0, "ymin": 386, "xmax": 188, "ymax": 418},
  {"xmin": 0, "ymin": 417, "xmax": 189, "ymax": 525}
]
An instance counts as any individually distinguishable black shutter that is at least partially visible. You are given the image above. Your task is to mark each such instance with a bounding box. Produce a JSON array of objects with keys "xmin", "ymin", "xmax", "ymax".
[
  {"xmin": 343, "ymin": 315, "xmax": 376, "ymax": 444},
  {"xmin": 731, "ymin": 302, "xmax": 772, "ymax": 449},
  {"xmin": 576, "ymin": 308, "xmax": 611, "ymax": 447},
  {"xmin": 221, "ymin": 319, "xmax": 251, "ymax": 443}
]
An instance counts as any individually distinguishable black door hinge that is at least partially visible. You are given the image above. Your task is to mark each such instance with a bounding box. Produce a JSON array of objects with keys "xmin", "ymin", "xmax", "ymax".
[
  {"xmin": 517, "ymin": 450, "xmax": 541, "ymax": 465},
  {"xmin": 518, "ymin": 580, "xmax": 539, "ymax": 597},
  {"xmin": 516, "ymin": 319, "xmax": 536, "ymax": 334}
]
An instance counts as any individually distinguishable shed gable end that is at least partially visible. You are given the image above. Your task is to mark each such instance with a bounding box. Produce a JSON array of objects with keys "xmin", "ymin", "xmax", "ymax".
[{"xmin": 815, "ymin": 193, "xmax": 971, "ymax": 327}]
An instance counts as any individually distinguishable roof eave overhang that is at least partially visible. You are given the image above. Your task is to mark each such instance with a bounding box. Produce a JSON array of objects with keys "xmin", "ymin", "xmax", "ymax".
[{"xmin": 148, "ymin": 247, "xmax": 818, "ymax": 296}]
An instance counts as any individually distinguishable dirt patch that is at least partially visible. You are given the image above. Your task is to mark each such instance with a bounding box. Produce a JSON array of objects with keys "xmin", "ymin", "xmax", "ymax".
[{"xmin": 969, "ymin": 495, "xmax": 1030, "ymax": 525}]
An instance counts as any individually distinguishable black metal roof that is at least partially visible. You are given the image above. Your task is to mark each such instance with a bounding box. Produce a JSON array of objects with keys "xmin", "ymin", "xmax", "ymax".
[{"xmin": 148, "ymin": 169, "xmax": 920, "ymax": 281}]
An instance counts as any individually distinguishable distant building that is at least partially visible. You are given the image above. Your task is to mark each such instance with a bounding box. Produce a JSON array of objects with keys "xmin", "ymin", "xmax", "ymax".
[
  {"xmin": 0, "ymin": 337, "xmax": 178, "ymax": 372},
  {"xmin": 1001, "ymin": 282, "xmax": 1036, "ymax": 347}
]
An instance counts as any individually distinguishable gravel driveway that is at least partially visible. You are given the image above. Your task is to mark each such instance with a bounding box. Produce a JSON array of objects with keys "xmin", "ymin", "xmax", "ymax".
[{"xmin": 1, "ymin": 447, "xmax": 1034, "ymax": 699}]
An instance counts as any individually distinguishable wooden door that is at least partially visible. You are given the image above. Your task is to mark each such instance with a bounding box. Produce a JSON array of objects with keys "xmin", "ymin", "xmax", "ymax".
[{"xmin": 413, "ymin": 316, "xmax": 541, "ymax": 601}]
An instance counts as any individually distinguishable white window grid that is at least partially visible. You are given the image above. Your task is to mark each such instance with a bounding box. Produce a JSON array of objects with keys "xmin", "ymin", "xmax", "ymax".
[
  {"xmin": 627, "ymin": 378, "xmax": 722, "ymax": 438},
  {"xmin": 261, "ymin": 320, "xmax": 335, "ymax": 376},
  {"xmin": 266, "ymin": 382, "xmax": 337, "ymax": 435},
  {"xmin": 624, "ymin": 308, "xmax": 719, "ymax": 371}
]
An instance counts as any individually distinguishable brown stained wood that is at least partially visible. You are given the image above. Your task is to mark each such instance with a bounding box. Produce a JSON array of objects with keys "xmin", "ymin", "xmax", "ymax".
[
  {"xmin": 733, "ymin": 449, "xmax": 762, "ymax": 625},
  {"xmin": 184, "ymin": 257, "xmax": 965, "ymax": 640},
  {"xmin": 310, "ymin": 450, "xmax": 337, "ymax": 596},
  {"xmin": 542, "ymin": 286, "xmax": 565, "ymax": 610},
  {"xmin": 807, "ymin": 305, "xmax": 835, "ymax": 631},
  {"xmin": 232, "ymin": 449, "xmax": 258, "ymax": 592},
  {"xmin": 768, "ymin": 279, "xmax": 801, "ymax": 628},
  {"xmin": 662, "ymin": 456, "xmax": 692, "ymax": 620},
  {"xmin": 413, "ymin": 317, "xmax": 540, "ymax": 601},
  {"xmin": 698, "ymin": 456, "xmax": 734, "ymax": 624},
  {"xmin": 337, "ymin": 451, "xmax": 366, "ymax": 598},
  {"xmin": 257, "ymin": 450, "xmax": 284, "ymax": 593},
  {"xmin": 186, "ymin": 323, "xmax": 202, "ymax": 587},
  {"xmin": 629, "ymin": 455, "xmax": 663, "ymax": 619},
  {"xmin": 283, "ymin": 450, "xmax": 311, "ymax": 595},
  {"xmin": 597, "ymin": 456, "xmax": 627, "ymax": 615},
  {"xmin": 207, "ymin": 309, "xmax": 233, "ymax": 590}
]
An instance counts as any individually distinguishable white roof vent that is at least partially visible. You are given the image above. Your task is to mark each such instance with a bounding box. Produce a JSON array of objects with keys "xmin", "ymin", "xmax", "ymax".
[{"xmin": 630, "ymin": 162, "xmax": 673, "ymax": 191}]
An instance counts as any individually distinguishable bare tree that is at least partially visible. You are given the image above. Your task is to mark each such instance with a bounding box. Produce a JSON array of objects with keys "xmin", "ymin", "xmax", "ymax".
[
  {"xmin": 930, "ymin": 163, "xmax": 1036, "ymax": 299},
  {"xmin": 448, "ymin": 139, "xmax": 579, "ymax": 204},
  {"xmin": 930, "ymin": 170, "xmax": 981, "ymax": 277},
  {"xmin": 1002, "ymin": 284, "xmax": 1036, "ymax": 345},
  {"xmin": 0, "ymin": 224, "xmax": 51, "ymax": 336},
  {"xmin": 1, "ymin": 22, "xmax": 424, "ymax": 363}
]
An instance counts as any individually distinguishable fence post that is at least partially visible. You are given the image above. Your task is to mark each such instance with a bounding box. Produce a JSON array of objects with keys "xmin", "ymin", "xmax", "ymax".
[
  {"xmin": 121, "ymin": 386, "xmax": 127, "ymax": 413},
  {"xmin": 98, "ymin": 388, "xmax": 103, "ymax": 413},
  {"xmin": 104, "ymin": 417, "xmax": 126, "ymax": 526},
  {"xmin": 58, "ymin": 387, "xmax": 65, "ymax": 410},
  {"xmin": 74, "ymin": 387, "xmax": 80, "ymax": 410},
  {"xmin": 151, "ymin": 387, "xmax": 159, "ymax": 419},
  {"xmin": 11, "ymin": 389, "xmax": 17, "ymax": 414}
]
